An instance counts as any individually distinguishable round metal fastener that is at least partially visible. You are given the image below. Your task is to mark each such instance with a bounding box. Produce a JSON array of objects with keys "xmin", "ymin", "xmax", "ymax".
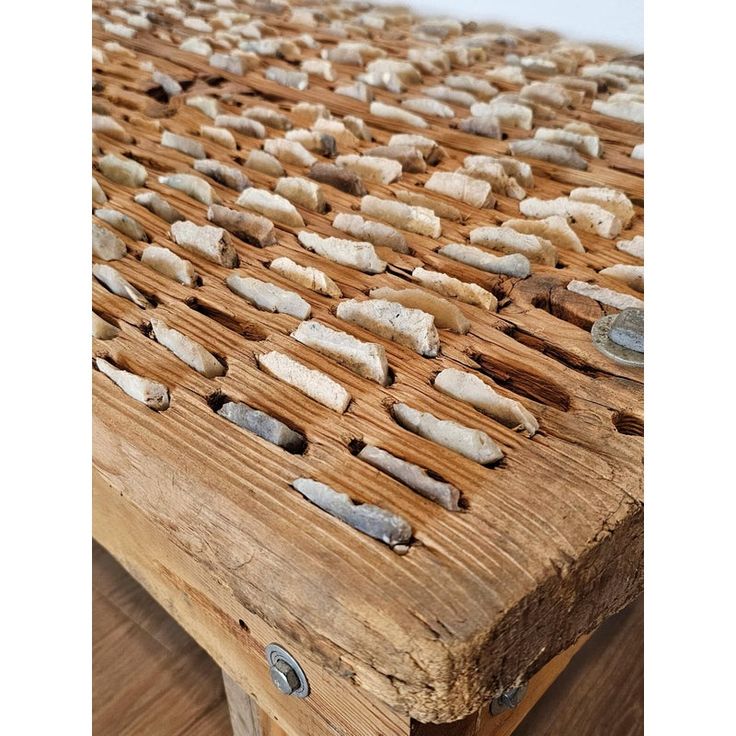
[
  {"xmin": 591, "ymin": 311, "xmax": 644, "ymax": 368},
  {"xmin": 490, "ymin": 683, "xmax": 527, "ymax": 716},
  {"xmin": 265, "ymin": 643, "xmax": 309, "ymax": 698}
]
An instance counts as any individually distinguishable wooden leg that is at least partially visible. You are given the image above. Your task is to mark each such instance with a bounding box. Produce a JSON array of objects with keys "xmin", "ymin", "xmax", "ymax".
[{"xmin": 223, "ymin": 671, "xmax": 288, "ymax": 736}]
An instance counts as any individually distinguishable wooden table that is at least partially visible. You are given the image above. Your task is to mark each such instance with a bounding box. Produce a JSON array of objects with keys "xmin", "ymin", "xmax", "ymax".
[{"xmin": 92, "ymin": 1, "xmax": 644, "ymax": 732}]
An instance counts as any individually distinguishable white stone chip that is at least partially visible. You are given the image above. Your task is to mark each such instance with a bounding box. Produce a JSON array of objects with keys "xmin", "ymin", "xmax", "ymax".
[
  {"xmin": 567, "ymin": 280, "xmax": 644, "ymax": 310},
  {"xmin": 434, "ymin": 368, "xmax": 538, "ymax": 437},
  {"xmin": 201, "ymin": 125, "xmax": 237, "ymax": 149},
  {"xmin": 92, "ymin": 223, "xmax": 126, "ymax": 261},
  {"xmin": 470, "ymin": 226, "xmax": 556, "ymax": 265},
  {"xmin": 236, "ymin": 188, "xmax": 304, "ymax": 227},
  {"xmin": 509, "ymin": 139, "xmax": 588, "ymax": 170},
  {"xmin": 369, "ymin": 101, "xmax": 429, "ymax": 128},
  {"xmin": 92, "ymin": 313, "xmax": 119, "ymax": 340},
  {"xmin": 258, "ymin": 351, "xmax": 350, "ymax": 413},
  {"xmin": 95, "ymin": 208, "xmax": 147, "ymax": 242},
  {"xmin": 592, "ymin": 98, "xmax": 644, "ymax": 123},
  {"xmin": 270, "ymin": 257, "xmax": 342, "ymax": 298},
  {"xmin": 392, "ymin": 403, "xmax": 503, "ymax": 464},
  {"xmin": 161, "ymin": 131, "xmax": 206, "ymax": 159},
  {"xmin": 569, "ymin": 187, "xmax": 636, "ymax": 228},
  {"xmin": 402, "ymin": 97, "xmax": 455, "ymax": 118},
  {"xmin": 263, "ymin": 138, "xmax": 317, "ymax": 167},
  {"xmin": 92, "ymin": 264, "xmax": 149, "ymax": 308},
  {"xmin": 226, "ymin": 274, "xmax": 311, "ymax": 319},
  {"xmin": 98, "ymin": 154, "xmax": 147, "ymax": 187},
  {"xmin": 470, "ymin": 100, "xmax": 533, "ymax": 130},
  {"xmin": 297, "ymin": 232, "xmax": 386, "ymax": 274},
  {"xmin": 274, "ymin": 177, "xmax": 326, "ymax": 213},
  {"xmin": 170, "ymin": 220, "xmax": 237, "ymax": 267},
  {"xmin": 245, "ymin": 149, "xmax": 285, "ymax": 177},
  {"xmin": 336, "ymin": 155, "xmax": 402, "ymax": 185},
  {"xmin": 213, "ymin": 115, "xmax": 266, "ymax": 138},
  {"xmin": 598, "ymin": 264, "xmax": 644, "ymax": 292},
  {"xmin": 502, "ymin": 216, "xmax": 584, "ymax": 253},
  {"xmin": 438, "ymin": 243, "xmax": 531, "ymax": 278},
  {"xmin": 331, "ymin": 213, "xmax": 408, "ymax": 254},
  {"xmin": 369, "ymin": 287, "xmax": 470, "ymax": 334},
  {"xmin": 411, "ymin": 267, "xmax": 497, "ymax": 311},
  {"xmin": 360, "ymin": 195, "xmax": 441, "ymax": 238},
  {"xmin": 150, "ymin": 318, "xmax": 225, "ymax": 377},
  {"xmin": 158, "ymin": 173, "xmax": 221, "ymax": 205},
  {"xmin": 616, "ymin": 235, "xmax": 644, "ymax": 261},
  {"xmin": 141, "ymin": 246, "xmax": 196, "ymax": 286},
  {"xmin": 460, "ymin": 156, "xmax": 526, "ymax": 200},
  {"xmin": 186, "ymin": 95, "xmax": 219, "ymax": 118},
  {"xmin": 291, "ymin": 320, "xmax": 389, "ymax": 385},
  {"xmin": 134, "ymin": 192, "xmax": 183, "ymax": 224},
  {"xmin": 424, "ymin": 171, "xmax": 495, "ymax": 209},
  {"xmin": 519, "ymin": 198, "xmax": 622, "ymax": 239},
  {"xmin": 534, "ymin": 127, "xmax": 600, "ymax": 157},
  {"xmin": 336, "ymin": 299, "xmax": 440, "ymax": 357},
  {"xmin": 96, "ymin": 358, "xmax": 169, "ymax": 410},
  {"xmin": 631, "ymin": 143, "xmax": 644, "ymax": 160}
]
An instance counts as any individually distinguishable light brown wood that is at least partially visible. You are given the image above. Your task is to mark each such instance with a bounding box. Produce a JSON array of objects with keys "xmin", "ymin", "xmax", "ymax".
[
  {"xmin": 93, "ymin": 468, "xmax": 413, "ymax": 736},
  {"xmin": 92, "ymin": 0, "xmax": 643, "ymax": 724},
  {"xmin": 224, "ymin": 670, "xmax": 289, "ymax": 736}
]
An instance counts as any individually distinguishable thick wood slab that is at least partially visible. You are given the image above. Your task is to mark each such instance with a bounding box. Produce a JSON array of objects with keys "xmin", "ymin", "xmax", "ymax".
[{"xmin": 92, "ymin": 0, "xmax": 644, "ymax": 723}]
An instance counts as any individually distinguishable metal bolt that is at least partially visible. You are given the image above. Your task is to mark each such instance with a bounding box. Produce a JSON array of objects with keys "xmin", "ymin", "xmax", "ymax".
[
  {"xmin": 264, "ymin": 643, "xmax": 310, "ymax": 698},
  {"xmin": 591, "ymin": 309, "xmax": 644, "ymax": 368},
  {"xmin": 490, "ymin": 683, "xmax": 527, "ymax": 716},
  {"xmin": 270, "ymin": 659, "xmax": 300, "ymax": 695}
]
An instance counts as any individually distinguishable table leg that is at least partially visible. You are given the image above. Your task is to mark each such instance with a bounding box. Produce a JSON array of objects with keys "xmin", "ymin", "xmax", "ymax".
[{"xmin": 223, "ymin": 670, "xmax": 289, "ymax": 736}]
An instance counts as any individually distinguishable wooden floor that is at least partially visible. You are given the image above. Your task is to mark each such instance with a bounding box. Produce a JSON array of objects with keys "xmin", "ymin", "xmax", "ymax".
[{"xmin": 93, "ymin": 541, "xmax": 642, "ymax": 735}]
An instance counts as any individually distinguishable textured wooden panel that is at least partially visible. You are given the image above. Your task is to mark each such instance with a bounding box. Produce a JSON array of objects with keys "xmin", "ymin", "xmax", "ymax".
[{"xmin": 92, "ymin": 0, "xmax": 643, "ymax": 723}]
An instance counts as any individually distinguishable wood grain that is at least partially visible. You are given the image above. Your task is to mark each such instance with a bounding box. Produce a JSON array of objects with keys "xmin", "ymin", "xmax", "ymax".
[{"xmin": 92, "ymin": 0, "xmax": 644, "ymax": 723}]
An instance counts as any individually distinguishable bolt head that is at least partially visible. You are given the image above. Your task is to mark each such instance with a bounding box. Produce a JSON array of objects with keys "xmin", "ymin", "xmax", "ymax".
[{"xmin": 270, "ymin": 659, "xmax": 300, "ymax": 695}]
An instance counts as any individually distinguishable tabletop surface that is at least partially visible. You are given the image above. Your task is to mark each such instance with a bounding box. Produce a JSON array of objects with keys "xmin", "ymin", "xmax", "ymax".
[{"xmin": 92, "ymin": 0, "xmax": 643, "ymax": 722}]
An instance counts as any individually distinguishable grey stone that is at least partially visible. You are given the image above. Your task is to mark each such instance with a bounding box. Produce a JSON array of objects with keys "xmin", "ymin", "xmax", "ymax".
[
  {"xmin": 610, "ymin": 308, "xmax": 644, "ymax": 353},
  {"xmin": 218, "ymin": 401, "xmax": 306, "ymax": 453}
]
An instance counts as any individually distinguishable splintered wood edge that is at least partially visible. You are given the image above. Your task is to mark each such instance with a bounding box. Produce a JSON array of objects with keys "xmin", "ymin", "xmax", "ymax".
[{"xmin": 92, "ymin": 0, "xmax": 643, "ymax": 723}]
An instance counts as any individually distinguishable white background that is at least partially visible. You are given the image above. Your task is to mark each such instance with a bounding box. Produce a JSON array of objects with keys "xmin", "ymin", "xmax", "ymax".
[{"xmin": 373, "ymin": 0, "xmax": 643, "ymax": 52}]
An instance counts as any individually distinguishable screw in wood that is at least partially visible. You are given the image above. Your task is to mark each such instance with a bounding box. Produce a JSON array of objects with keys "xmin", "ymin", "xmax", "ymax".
[
  {"xmin": 489, "ymin": 683, "xmax": 528, "ymax": 716},
  {"xmin": 265, "ymin": 643, "xmax": 310, "ymax": 698}
]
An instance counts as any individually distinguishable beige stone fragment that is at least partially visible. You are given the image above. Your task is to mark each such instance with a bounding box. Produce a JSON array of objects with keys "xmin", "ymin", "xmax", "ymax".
[
  {"xmin": 170, "ymin": 220, "xmax": 237, "ymax": 266},
  {"xmin": 187, "ymin": 95, "xmax": 219, "ymax": 118},
  {"xmin": 92, "ymin": 177, "xmax": 107, "ymax": 205},
  {"xmin": 470, "ymin": 226, "xmax": 556, "ymax": 265},
  {"xmin": 392, "ymin": 403, "xmax": 503, "ymax": 464},
  {"xmin": 98, "ymin": 154, "xmax": 147, "ymax": 187},
  {"xmin": 297, "ymin": 232, "xmax": 386, "ymax": 274},
  {"xmin": 141, "ymin": 245, "xmax": 196, "ymax": 286},
  {"xmin": 616, "ymin": 235, "xmax": 644, "ymax": 260},
  {"xmin": 534, "ymin": 127, "xmax": 600, "ymax": 157},
  {"xmin": 360, "ymin": 195, "xmax": 441, "ymax": 238},
  {"xmin": 421, "ymin": 85, "xmax": 476, "ymax": 108},
  {"xmin": 434, "ymin": 368, "xmax": 538, "ymax": 436},
  {"xmin": 92, "ymin": 264, "xmax": 149, "ymax": 308},
  {"xmin": 200, "ymin": 125, "xmax": 236, "ymax": 149},
  {"xmin": 502, "ymin": 216, "xmax": 584, "ymax": 253},
  {"xmin": 95, "ymin": 209, "xmax": 148, "ymax": 242},
  {"xmin": 592, "ymin": 98, "xmax": 644, "ymax": 123},
  {"xmin": 226, "ymin": 274, "xmax": 311, "ymax": 319},
  {"xmin": 470, "ymin": 101, "xmax": 532, "ymax": 129},
  {"xmin": 265, "ymin": 66, "xmax": 308, "ymax": 90},
  {"xmin": 369, "ymin": 101, "xmax": 428, "ymax": 129},
  {"xmin": 243, "ymin": 106, "xmax": 292, "ymax": 130},
  {"xmin": 161, "ymin": 131, "xmax": 206, "ymax": 159},
  {"xmin": 331, "ymin": 213, "xmax": 408, "ymax": 254},
  {"xmin": 263, "ymin": 138, "xmax": 317, "ymax": 167},
  {"xmin": 369, "ymin": 287, "xmax": 470, "ymax": 334},
  {"xmin": 213, "ymin": 115, "xmax": 266, "ymax": 138},
  {"xmin": 92, "ymin": 114, "xmax": 131, "ymax": 142},
  {"xmin": 245, "ymin": 150, "xmax": 285, "ymax": 177},
  {"xmin": 569, "ymin": 187, "xmax": 635, "ymax": 228},
  {"xmin": 274, "ymin": 177, "xmax": 326, "ymax": 213},
  {"xmin": 151, "ymin": 318, "xmax": 225, "ymax": 377},
  {"xmin": 411, "ymin": 267, "xmax": 497, "ymax": 311},
  {"xmin": 598, "ymin": 264, "xmax": 644, "ymax": 292},
  {"xmin": 236, "ymin": 188, "xmax": 304, "ymax": 228},
  {"xmin": 92, "ymin": 223, "xmax": 126, "ymax": 261},
  {"xmin": 402, "ymin": 98, "xmax": 455, "ymax": 119},
  {"xmin": 258, "ymin": 351, "xmax": 350, "ymax": 413},
  {"xmin": 270, "ymin": 257, "xmax": 341, "ymax": 298},
  {"xmin": 567, "ymin": 280, "xmax": 644, "ymax": 310},
  {"xmin": 425, "ymin": 172, "xmax": 495, "ymax": 208},
  {"xmin": 520, "ymin": 81, "xmax": 572, "ymax": 108},
  {"xmin": 519, "ymin": 198, "xmax": 622, "ymax": 239},
  {"xmin": 207, "ymin": 204, "xmax": 276, "ymax": 248},
  {"xmin": 158, "ymin": 173, "xmax": 221, "ymax": 205},
  {"xmin": 509, "ymin": 139, "xmax": 588, "ymax": 170},
  {"xmin": 335, "ymin": 155, "xmax": 402, "ymax": 185},
  {"xmin": 291, "ymin": 320, "xmax": 388, "ymax": 384},
  {"xmin": 96, "ymin": 358, "xmax": 169, "ymax": 410},
  {"xmin": 134, "ymin": 192, "xmax": 183, "ymax": 224},
  {"xmin": 92, "ymin": 313, "xmax": 119, "ymax": 340},
  {"xmin": 438, "ymin": 243, "xmax": 531, "ymax": 278},
  {"xmin": 313, "ymin": 118, "xmax": 361, "ymax": 148},
  {"xmin": 336, "ymin": 299, "xmax": 440, "ymax": 357}
]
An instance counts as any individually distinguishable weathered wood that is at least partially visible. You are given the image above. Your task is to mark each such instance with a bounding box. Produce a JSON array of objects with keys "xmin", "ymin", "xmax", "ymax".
[
  {"xmin": 93, "ymin": 468, "xmax": 412, "ymax": 736},
  {"xmin": 92, "ymin": 0, "xmax": 643, "ymax": 724},
  {"xmin": 224, "ymin": 670, "xmax": 289, "ymax": 736}
]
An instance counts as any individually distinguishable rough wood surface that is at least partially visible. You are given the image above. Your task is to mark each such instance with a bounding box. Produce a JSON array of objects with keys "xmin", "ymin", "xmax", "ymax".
[
  {"xmin": 224, "ymin": 670, "xmax": 290, "ymax": 736},
  {"xmin": 92, "ymin": 0, "xmax": 643, "ymax": 723}
]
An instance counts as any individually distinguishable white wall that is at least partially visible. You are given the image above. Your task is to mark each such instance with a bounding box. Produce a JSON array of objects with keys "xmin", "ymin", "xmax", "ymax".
[{"xmin": 372, "ymin": 0, "xmax": 643, "ymax": 53}]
